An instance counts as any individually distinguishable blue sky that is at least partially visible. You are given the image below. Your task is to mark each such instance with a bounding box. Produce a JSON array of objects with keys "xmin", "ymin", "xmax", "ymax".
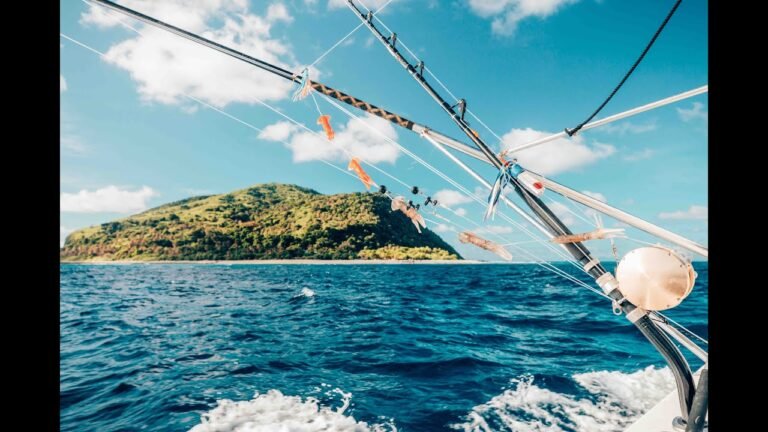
[{"xmin": 60, "ymin": 0, "xmax": 708, "ymax": 261}]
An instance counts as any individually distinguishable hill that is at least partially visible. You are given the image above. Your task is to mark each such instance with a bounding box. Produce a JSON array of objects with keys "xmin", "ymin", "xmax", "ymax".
[{"xmin": 60, "ymin": 183, "xmax": 461, "ymax": 261}]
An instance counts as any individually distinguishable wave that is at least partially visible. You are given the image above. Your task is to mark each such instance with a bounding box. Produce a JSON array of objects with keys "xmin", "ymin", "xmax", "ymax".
[
  {"xmin": 188, "ymin": 388, "xmax": 396, "ymax": 432},
  {"xmin": 451, "ymin": 366, "xmax": 674, "ymax": 432},
  {"xmin": 290, "ymin": 287, "xmax": 316, "ymax": 301}
]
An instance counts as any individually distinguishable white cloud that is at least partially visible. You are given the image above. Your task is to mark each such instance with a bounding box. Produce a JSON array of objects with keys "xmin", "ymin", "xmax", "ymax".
[
  {"xmin": 581, "ymin": 190, "xmax": 607, "ymax": 203},
  {"xmin": 676, "ymin": 102, "xmax": 708, "ymax": 122},
  {"xmin": 597, "ymin": 120, "xmax": 657, "ymax": 135},
  {"xmin": 60, "ymin": 74, "xmax": 67, "ymax": 92},
  {"xmin": 434, "ymin": 223, "xmax": 452, "ymax": 233},
  {"xmin": 266, "ymin": 3, "xmax": 293, "ymax": 23},
  {"xmin": 548, "ymin": 201, "xmax": 575, "ymax": 225},
  {"xmin": 60, "ymin": 226, "xmax": 74, "ymax": 247},
  {"xmin": 623, "ymin": 148, "xmax": 655, "ymax": 161},
  {"xmin": 61, "ymin": 186, "xmax": 158, "ymax": 213},
  {"xmin": 466, "ymin": 0, "xmax": 578, "ymax": 36},
  {"xmin": 364, "ymin": 37, "xmax": 375, "ymax": 48},
  {"xmin": 259, "ymin": 113, "xmax": 400, "ymax": 163},
  {"xmin": 434, "ymin": 189, "xmax": 473, "ymax": 208},
  {"xmin": 659, "ymin": 205, "xmax": 708, "ymax": 221},
  {"xmin": 455, "ymin": 208, "xmax": 468, "ymax": 217},
  {"xmin": 81, "ymin": 0, "xmax": 304, "ymax": 108},
  {"xmin": 258, "ymin": 121, "xmax": 299, "ymax": 141},
  {"xmin": 500, "ymin": 127, "xmax": 615, "ymax": 175}
]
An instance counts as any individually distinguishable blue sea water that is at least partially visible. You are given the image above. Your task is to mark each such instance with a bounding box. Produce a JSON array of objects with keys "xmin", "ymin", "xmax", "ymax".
[{"xmin": 60, "ymin": 262, "xmax": 707, "ymax": 432}]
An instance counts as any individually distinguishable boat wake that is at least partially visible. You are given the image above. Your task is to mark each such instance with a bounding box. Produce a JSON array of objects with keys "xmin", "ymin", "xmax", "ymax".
[
  {"xmin": 188, "ymin": 388, "xmax": 396, "ymax": 432},
  {"xmin": 451, "ymin": 366, "xmax": 675, "ymax": 432}
]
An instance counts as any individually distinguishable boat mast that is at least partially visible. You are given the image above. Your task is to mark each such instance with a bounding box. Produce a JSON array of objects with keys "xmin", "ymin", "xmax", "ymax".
[{"xmin": 345, "ymin": 0, "xmax": 698, "ymax": 421}]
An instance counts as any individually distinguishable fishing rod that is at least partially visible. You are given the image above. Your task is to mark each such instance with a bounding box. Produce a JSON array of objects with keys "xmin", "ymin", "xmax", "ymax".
[
  {"xmin": 85, "ymin": 0, "xmax": 701, "ymax": 424},
  {"xmin": 88, "ymin": 0, "xmax": 709, "ymax": 261},
  {"xmin": 345, "ymin": 0, "xmax": 698, "ymax": 422},
  {"xmin": 87, "ymin": 0, "xmax": 486, "ymax": 162}
]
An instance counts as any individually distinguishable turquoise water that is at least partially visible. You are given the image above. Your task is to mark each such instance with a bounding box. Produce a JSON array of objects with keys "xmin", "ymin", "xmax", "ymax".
[{"xmin": 60, "ymin": 263, "xmax": 707, "ymax": 431}]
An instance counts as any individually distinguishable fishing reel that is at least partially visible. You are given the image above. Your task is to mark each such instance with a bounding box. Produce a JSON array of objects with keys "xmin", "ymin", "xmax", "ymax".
[
  {"xmin": 615, "ymin": 246, "xmax": 697, "ymax": 311},
  {"xmin": 410, "ymin": 186, "xmax": 439, "ymax": 207}
]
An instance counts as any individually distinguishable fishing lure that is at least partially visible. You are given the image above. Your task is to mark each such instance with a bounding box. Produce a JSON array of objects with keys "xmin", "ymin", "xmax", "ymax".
[
  {"xmin": 348, "ymin": 157, "xmax": 373, "ymax": 190},
  {"xmin": 484, "ymin": 162, "xmax": 514, "ymax": 221},
  {"xmin": 458, "ymin": 231, "xmax": 513, "ymax": 261},
  {"xmin": 317, "ymin": 114, "xmax": 335, "ymax": 140},
  {"xmin": 291, "ymin": 68, "xmax": 312, "ymax": 101},
  {"xmin": 391, "ymin": 196, "xmax": 427, "ymax": 233}
]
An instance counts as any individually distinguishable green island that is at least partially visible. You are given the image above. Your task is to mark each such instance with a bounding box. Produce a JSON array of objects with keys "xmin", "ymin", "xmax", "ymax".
[{"xmin": 61, "ymin": 183, "xmax": 461, "ymax": 261}]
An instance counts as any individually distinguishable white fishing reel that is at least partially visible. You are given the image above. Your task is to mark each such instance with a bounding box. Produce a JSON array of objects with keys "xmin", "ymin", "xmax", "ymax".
[{"xmin": 615, "ymin": 246, "xmax": 697, "ymax": 311}]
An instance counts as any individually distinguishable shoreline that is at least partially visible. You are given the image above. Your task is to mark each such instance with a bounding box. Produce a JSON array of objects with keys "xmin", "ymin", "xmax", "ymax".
[{"xmin": 59, "ymin": 259, "xmax": 509, "ymax": 265}]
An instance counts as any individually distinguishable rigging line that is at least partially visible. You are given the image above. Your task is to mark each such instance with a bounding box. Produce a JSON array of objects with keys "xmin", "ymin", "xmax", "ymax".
[
  {"xmin": 308, "ymin": 0, "xmax": 395, "ymax": 68},
  {"xmin": 319, "ymin": 91, "xmax": 590, "ymax": 273},
  {"xmin": 439, "ymin": 203, "xmax": 606, "ymax": 297},
  {"xmin": 63, "ymin": 33, "xmax": 602, "ymax": 303},
  {"xmin": 564, "ymin": 0, "xmax": 684, "ymax": 137},
  {"xmin": 309, "ymin": 91, "xmax": 324, "ymax": 116},
  {"xmin": 364, "ymin": 9, "xmax": 508, "ymax": 150},
  {"xmin": 81, "ymin": 0, "xmax": 142, "ymax": 35},
  {"xmin": 501, "ymin": 85, "xmax": 708, "ymax": 156},
  {"xmin": 651, "ymin": 313, "xmax": 708, "ymax": 345},
  {"xmin": 60, "ymin": 33, "xmax": 106, "ymax": 56},
  {"xmin": 180, "ymin": 95, "xmax": 360, "ymax": 183},
  {"xmin": 544, "ymin": 195, "xmax": 598, "ymax": 228},
  {"xmin": 310, "ymin": 23, "xmax": 364, "ymax": 68},
  {"xmin": 419, "ymin": 130, "xmax": 590, "ymax": 271}
]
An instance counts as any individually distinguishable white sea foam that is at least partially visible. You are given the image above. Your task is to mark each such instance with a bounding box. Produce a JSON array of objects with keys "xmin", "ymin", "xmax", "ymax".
[
  {"xmin": 301, "ymin": 287, "xmax": 316, "ymax": 298},
  {"xmin": 188, "ymin": 389, "xmax": 396, "ymax": 432},
  {"xmin": 452, "ymin": 366, "xmax": 674, "ymax": 432}
]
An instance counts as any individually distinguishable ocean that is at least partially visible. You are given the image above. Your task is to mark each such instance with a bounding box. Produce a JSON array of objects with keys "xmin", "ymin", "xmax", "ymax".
[{"xmin": 60, "ymin": 262, "xmax": 708, "ymax": 432}]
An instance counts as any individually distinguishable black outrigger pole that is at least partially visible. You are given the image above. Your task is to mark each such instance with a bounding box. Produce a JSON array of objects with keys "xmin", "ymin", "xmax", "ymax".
[
  {"xmin": 87, "ymin": 0, "xmax": 489, "ymax": 163},
  {"xmin": 345, "ymin": 0, "xmax": 700, "ymax": 425}
]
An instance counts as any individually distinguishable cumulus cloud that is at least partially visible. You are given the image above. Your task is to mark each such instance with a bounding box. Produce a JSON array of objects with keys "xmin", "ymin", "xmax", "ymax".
[
  {"xmin": 266, "ymin": 3, "xmax": 293, "ymax": 23},
  {"xmin": 454, "ymin": 208, "xmax": 468, "ymax": 217},
  {"xmin": 434, "ymin": 189, "xmax": 473, "ymax": 208},
  {"xmin": 623, "ymin": 148, "xmax": 655, "ymax": 161},
  {"xmin": 258, "ymin": 121, "xmax": 299, "ymax": 141},
  {"xmin": 259, "ymin": 114, "xmax": 400, "ymax": 163},
  {"xmin": 676, "ymin": 102, "xmax": 708, "ymax": 123},
  {"xmin": 597, "ymin": 120, "xmax": 657, "ymax": 135},
  {"xmin": 60, "ymin": 74, "xmax": 68, "ymax": 92},
  {"xmin": 500, "ymin": 127, "xmax": 615, "ymax": 175},
  {"xmin": 434, "ymin": 223, "xmax": 452, "ymax": 233},
  {"xmin": 659, "ymin": 205, "xmax": 708, "ymax": 220},
  {"xmin": 80, "ymin": 0, "xmax": 303, "ymax": 108},
  {"xmin": 466, "ymin": 0, "xmax": 578, "ymax": 36},
  {"xmin": 61, "ymin": 186, "xmax": 158, "ymax": 213}
]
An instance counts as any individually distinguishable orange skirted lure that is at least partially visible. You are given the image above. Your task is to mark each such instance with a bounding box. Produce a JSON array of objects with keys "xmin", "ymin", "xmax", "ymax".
[
  {"xmin": 348, "ymin": 157, "xmax": 374, "ymax": 190},
  {"xmin": 317, "ymin": 114, "xmax": 335, "ymax": 140}
]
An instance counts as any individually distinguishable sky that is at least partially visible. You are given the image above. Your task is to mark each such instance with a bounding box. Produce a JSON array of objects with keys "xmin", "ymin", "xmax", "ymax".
[{"xmin": 60, "ymin": 0, "xmax": 708, "ymax": 262}]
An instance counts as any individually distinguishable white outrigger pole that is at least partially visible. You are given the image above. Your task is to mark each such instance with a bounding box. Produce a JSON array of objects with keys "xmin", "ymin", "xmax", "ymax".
[
  {"xmin": 85, "ymin": 1, "xmax": 708, "ymax": 428},
  {"xmin": 345, "ymin": 1, "xmax": 707, "ymax": 430}
]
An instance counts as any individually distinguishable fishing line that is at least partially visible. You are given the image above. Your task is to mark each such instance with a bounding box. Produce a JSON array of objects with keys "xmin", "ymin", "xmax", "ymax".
[{"xmin": 308, "ymin": 0, "xmax": 395, "ymax": 68}]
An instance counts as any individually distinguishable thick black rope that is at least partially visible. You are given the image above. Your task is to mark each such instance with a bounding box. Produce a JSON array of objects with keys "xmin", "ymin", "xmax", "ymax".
[{"xmin": 565, "ymin": 0, "xmax": 683, "ymax": 137}]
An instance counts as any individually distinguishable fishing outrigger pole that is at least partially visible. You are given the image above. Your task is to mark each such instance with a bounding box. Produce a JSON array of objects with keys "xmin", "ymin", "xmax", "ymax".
[{"xmin": 345, "ymin": 1, "xmax": 705, "ymax": 429}]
